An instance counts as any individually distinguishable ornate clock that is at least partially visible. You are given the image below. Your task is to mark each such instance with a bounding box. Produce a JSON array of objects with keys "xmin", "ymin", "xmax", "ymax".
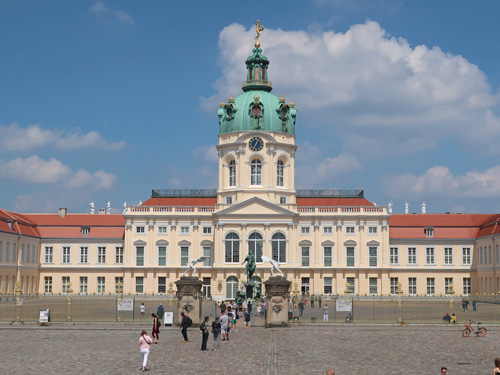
[{"xmin": 249, "ymin": 136, "xmax": 264, "ymax": 151}]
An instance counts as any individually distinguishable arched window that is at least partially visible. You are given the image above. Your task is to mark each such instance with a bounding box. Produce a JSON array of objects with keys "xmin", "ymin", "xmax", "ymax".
[
  {"xmin": 251, "ymin": 159, "xmax": 262, "ymax": 185},
  {"xmin": 229, "ymin": 160, "xmax": 236, "ymax": 187},
  {"xmin": 277, "ymin": 160, "xmax": 284, "ymax": 187},
  {"xmin": 225, "ymin": 232, "xmax": 240, "ymax": 263},
  {"xmin": 226, "ymin": 276, "xmax": 238, "ymax": 299},
  {"xmin": 248, "ymin": 232, "xmax": 263, "ymax": 262},
  {"xmin": 271, "ymin": 232, "xmax": 287, "ymax": 263}
]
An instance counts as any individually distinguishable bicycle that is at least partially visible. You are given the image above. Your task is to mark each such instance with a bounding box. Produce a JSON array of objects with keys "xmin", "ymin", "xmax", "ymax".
[{"xmin": 462, "ymin": 320, "xmax": 487, "ymax": 337}]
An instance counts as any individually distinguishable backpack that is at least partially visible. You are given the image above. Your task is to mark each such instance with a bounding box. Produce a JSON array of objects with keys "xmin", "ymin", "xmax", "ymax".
[
  {"xmin": 187, "ymin": 316, "xmax": 193, "ymax": 327},
  {"xmin": 199, "ymin": 322, "xmax": 205, "ymax": 332}
]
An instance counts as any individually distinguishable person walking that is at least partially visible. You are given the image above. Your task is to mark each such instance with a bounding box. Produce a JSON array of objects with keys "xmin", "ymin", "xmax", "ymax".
[
  {"xmin": 200, "ymin": 316, "xmax": 210, "ymax": 351},
  {"xmin": 243, "ymin": 308, "xmax": 251, "ymax": 333},
  {"xmin": 220, "ymin": 311, "xmax": 229, "ymax": 341},
  {"xmin": 140, "ymin": 302, "xmax": 146, "ymax": 318},
  {"xmin": 323, "ymin": 304, "xmax": 329, "ymax": 321},
  {"xmin": 220, "ymin": 301, "xmax": 226, "ymax": 315},
  {"xmin": 139, "ymin": 329, "xmax": 153, "ymax": 372},
  {"xmin": 151, "ymin": 313, "xmax": 160, "ymax": 344},
  {"xmin": 180, "ymin": 311, "xmax": 191, "ymax": 342},
  {"xmin": 298, "ymin": 300, "xmax": 304, "ymax": 317},
  {"xmin": 156, "ymin": 303, "xmax": 164, "ymax": 324},
  {"xmin": 212, "ymin": 316, "xmax": 221, "ymax": 350},
  {"xmin": 318, "ymin": 295, "xmax": 323, "ymax": 308}
]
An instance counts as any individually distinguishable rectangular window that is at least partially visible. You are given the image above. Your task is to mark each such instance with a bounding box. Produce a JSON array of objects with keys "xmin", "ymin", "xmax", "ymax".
[
  {"xmin": 425, "ymin": 228, "xmax": 434, "ymax": 237},
  {"xmin": 496, "ymin": 244, "xmax": 499, "ymax": 265},
  {"xmin": 488, "ymin": 245, "xmax": 492, "ymax": 264},
  {"xmin": 33, "ymin": 244, "xmax": 37, "ymax": 263},
  {"xmin": 301, "ymin": 226, "xmax": 310, "ymax": 235},
  {"xmin": 180, "ymin": 246, "xmax": 189, "ymax": 266},
  {"xmin": 81, "ymin": 227, "xmax": 89, "ymax": 236},
  {"xmin": 0, "ymin": 241, "xmax": 3, "ymax": 261},
  {"xmin": 202, "ymin": 227, "xmax": 212, "ymax": 235},
  {"xmin": 44, "ymin": 246, "xmax": 53, "ymax": 263},
  {"xmin": 346, "ymin": 277, "xmax": 355, "ymax": 294},
  {"xmin": 5, "ymin": 242, "xmax": 10, "ymax": 262},
  {"xmin": 463, "ymin": 278, "xmax": 471, "ymax": 295},
  {"xmin": 390, "ymin": 277, "xmax": 399, "ymax": 295},
  {"xmin": 426, "ymin": 247, "xmax": 435, "ymax": 265},
  {"xmin": 368, "ymin": 226, "xmax": 378, "ymax": 235},
  {"xmin": 12, "ymin": 243, "xmax": 17, "ymax": 262},
  {"xmin": 158, "ymin": 246, "xmax": 167, "ymax": 266},
  {"xmin": 44, "ymin": 276, "xmax": 52, "ymax": 293},
  {"xmin": 390, "ymin": 247, "xmax": 399, "ymax": 265},
  {"xmin": 462, "ymin": 248, "xmax": 471, "ymax": 265},
  {"xmin": 136, "ymin": 277, "xmax": 144, "ymax": 294},
  {"xmin": 479, "ymin": 246, "xmax": 483, "ymax": 265},
  {"xmin": 21, "ymin": 244, "xmax": 25, "ymax": 262},
  {"xmin": 202, "ymin": 277, "xmax": 211, "ymax": 298},
  {"xmin": 369, "ymin": 278, "xmax": 378, "ymax": 295},
  {"xmin": 62, "ymin": 246, "xmax": 71, "ymax": 264},
  {"xmin": 180, "ymin": 226, "xmax": 190, "ymax": 234},
  {"xmin": 271, "ymin": 239, "xmax": 286, "ymax": 263},
  {"xmin": 445, "ymin": 277, "xmax": 453, "ymax": 295},
  {"xmin": 115, "ymin": 277, "xmax": 123, "ymax": 292},
  {"xmin": 97, "ymin": 277, "xmax": 105, "ymax": 294},
  {"xmin": 203, "ymin": 246, "xmax": 211, "ymax": 266},
  {"xmin": 369, "ymin": 247, "xmax": 378, "ymax": 267},
  {"xmin": 158, "ymin": 226, "xmax": 168, "ymax": 234},
  {"xmin": 444, "ymin": 247, "xmax": 453, "ymax": 265},
  {"xmin": 225, "ymin": 196, "xmax": 233, "ymax": 204},
  {"xmin": 345, "ymin": 226, "xmax": 355, "ymax": 235},
  {"xmin": 323, "ymin": 246, "xmax": 333, "ymax": 267},
  {"xmin": 346, "ymin": 247, "xmax": 355, "ymax": 267},
  {"xmin": 249, "ymin": 236, "xmax": 263, "ymax": 263},
  {"xmin": 97, "ymin": 247, "xmax": 106, "ymax": 264},
  {"xmin": 26, "ymin": 245, "xmax": 30, "ymax": 264},
  {"xmin": 279, "ymin": 196, "xmax": 287, "ymax": 204},
  {"xmin": 136, "ymin": 226, "xmax": 145, "ymax": 234},
  {"xmin": 323, "ymin": 226, "xmax": 333, "ymax": 235},
  {"xmin": 136, "ymin": 247, "xmax": 145, "ymax": 266},
  {"xmin": 80, "ymin": 247, "xmax": 88, "ymax": 263},
  {"xmin": 324, "ymin": 277, "xmax": 333, "ymax": 294},
  {"xmin": 301, "ymin": 277, "xmax": 310, "ymax": 295},
  {"xmin": 80, "ymin": 277, "xmax": 88, "ymax": 294},
  {"xmin": 426, "ymin": 278, "xmax": 435, "ymax": 296},
  {"xmin": 115, "ymin": 247, "xmax": 124, "ymax": 264},
  {"xmin": 408, "ymin": 277, "xmax": 417, "ymax": 296},
  {"xmin": 158, "ymin": 277, "xmax": 166, "ymax": 294},
  {"xmin": 301, "ymin": 247, "xmax": 310, "ymax": 267},
  {"xmin": 62, "ymin": 276, "xmax": 70, "ymax": 294}
]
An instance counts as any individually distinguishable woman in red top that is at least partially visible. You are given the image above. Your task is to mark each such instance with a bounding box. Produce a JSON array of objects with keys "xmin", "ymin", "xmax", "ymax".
[{"xmin": 151, "ymin": 313, "xmax": 160, "ymax": 344}]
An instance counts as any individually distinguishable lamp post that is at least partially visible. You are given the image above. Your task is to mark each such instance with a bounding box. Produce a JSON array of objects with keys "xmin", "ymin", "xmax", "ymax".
[
  {"xmin": 448, "ymin": 283, "xmax": 455, "ymax": 314},
  {"xmin": 395, "ymin": 282, "xmax": 404, "ymax": 325},
  {"xmin": 13, "ymin": 281, "xmax": 23, "ymax": 324},
  {"xmin": 66, "ymin": 281, "xmax": 73, "ymax": 322},
  {"xmin": 167, "ymin": 282, "xmax": 176, "ymax": 306},
  {"xmin": 344, "ymin": 282, "xmax": 353, "ymax": 322},
  {"xmin": 116, "ymin": 281, "xmax": 123, "ymax": 322}
]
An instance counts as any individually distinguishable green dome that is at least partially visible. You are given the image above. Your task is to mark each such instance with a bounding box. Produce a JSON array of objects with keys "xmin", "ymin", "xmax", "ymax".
[{"xmin": 218, "ymin": 47, "xmax": 296, "ymax": 135}]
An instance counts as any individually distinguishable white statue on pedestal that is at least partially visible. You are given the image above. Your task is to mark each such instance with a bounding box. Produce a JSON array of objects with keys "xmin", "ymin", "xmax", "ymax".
[
  {"xmin": 89, "ymin": 201, "xmax": 95, "ymax": 215},
  {"xmin": 182, "ymin": 256, "xmax": 209, "ymax": 276},
  {"xmin": 404, "ymin": 202, "xmax": 409, "ymax": 214},
  {"xmin": 106, "ymin": 201, "xmax": 111, "ymax": 214},
  {"xmin": 388, "ymin": 201, "xmax": 393, "ymax": 214},
  {"xmin": 123, "ymin": 202, "xmax": 127, "ymax": 214},
  {"xmin": 422, "ymin": 202, "xmax": 427, "ymax": 214},
  {"xmin": 261, "ymin": 255, "xmax": 284, "ymax": 277}
]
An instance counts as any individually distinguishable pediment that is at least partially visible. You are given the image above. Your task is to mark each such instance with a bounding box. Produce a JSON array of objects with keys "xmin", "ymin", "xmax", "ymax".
[{"xmin": 216, "ymin": 197, "xmax": 296, "ymax": 217}]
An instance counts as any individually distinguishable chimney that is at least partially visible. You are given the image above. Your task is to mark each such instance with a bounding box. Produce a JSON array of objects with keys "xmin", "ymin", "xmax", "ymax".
[
  {"xmin": 59, "ymin": 208, "xmax": 67, "ymax": 217},
  {"xmin": 99, "ymin": 208, "xmax": 106, "ymax": 215}
]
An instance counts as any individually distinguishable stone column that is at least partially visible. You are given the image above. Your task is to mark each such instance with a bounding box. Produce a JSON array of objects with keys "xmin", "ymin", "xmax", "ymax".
[
  {"xmin": 264, "ymin": 276, "xmax": 291, "ymax": 328},
  {"xmin": 175, "ymin": 276, "xmax": 203, "ymax": 326}
]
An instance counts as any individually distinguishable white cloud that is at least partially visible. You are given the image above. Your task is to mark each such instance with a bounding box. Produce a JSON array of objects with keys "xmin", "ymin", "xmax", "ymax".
[
  {"xmin": 317, "ymin": 153, "xmax": 361, "ymax": 178},
  {"xmin": 0, "ymin": 155, "xmax": 117, "ymax": 191},
  {"xmin": 203, "ymin": 21, "xmax": 500, "ymax": 157},
  {"xmin": 89, "ymin": 1, "xmax": 134, "ymax": 25},
  {"xmin": 191, "ymin": 145, "xmax": 218, "ymax": 163},
  {"xmin": 385, "ymin": 165, "xmax": 500, "ymax": 198},
  {"xmin": 0, "ymin": 123, "xmax": 125, "ymax": 152}
]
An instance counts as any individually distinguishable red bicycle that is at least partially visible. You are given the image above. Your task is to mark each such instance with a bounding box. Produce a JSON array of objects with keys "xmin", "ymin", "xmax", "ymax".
[{"xmin": 462, "ymin": 320, "xmax": 487, "ymax": 337}]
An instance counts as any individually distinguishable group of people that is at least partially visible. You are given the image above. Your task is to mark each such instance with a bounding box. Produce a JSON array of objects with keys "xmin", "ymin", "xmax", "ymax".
[
  {"xmin": 442, "ymin": 312, "xmax": 457, "ymax": 324},
  {"xmin": 461, "ymin": 297, "xmax": 477, "ymax": 311}
]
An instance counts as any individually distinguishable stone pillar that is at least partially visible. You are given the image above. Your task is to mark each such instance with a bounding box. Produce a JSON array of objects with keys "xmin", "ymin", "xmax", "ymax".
[
  {"xmin": 175, "ymin": 276, "xmax": 203, "ymax": 326},
  {"xmin": 264, "ymin": 276, "xmax": 291, "ymax": 328}
]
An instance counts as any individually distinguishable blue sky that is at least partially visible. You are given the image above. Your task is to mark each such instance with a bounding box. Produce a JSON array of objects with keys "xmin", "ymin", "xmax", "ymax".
[{"xmin": 1, "ymin": 0, "xmax": 500, "ymax": 214}]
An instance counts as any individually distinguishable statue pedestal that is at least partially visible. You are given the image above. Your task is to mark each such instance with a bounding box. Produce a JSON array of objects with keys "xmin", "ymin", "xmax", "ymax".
[
  {"xmin": 263, "ymin": 276, "xmax": 291, "ymax": 328},
  {"xmin": 175, "ymin": 276, "xmax": 202, "ymax": 326}
]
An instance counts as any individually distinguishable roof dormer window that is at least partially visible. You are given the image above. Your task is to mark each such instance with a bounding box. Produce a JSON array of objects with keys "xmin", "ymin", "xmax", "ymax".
[
  {"xmin": 81, "ymin": 227, "xmax": 89, "ymax": 236},
  {"xmin": 425, "ymin": 228, "xmax": 434, "ymax": 237}
]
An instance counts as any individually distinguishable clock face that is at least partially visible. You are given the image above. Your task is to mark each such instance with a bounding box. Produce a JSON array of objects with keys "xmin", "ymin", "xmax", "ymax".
[{"xmin": 249, "ymin": 136, "xmax": 264, "ymax": 152}]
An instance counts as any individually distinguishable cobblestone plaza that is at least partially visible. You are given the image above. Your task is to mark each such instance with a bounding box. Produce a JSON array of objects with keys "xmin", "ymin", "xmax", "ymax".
[{"xmin": 1, "ymin": 323, "xmax": 497, "ymax": 374}]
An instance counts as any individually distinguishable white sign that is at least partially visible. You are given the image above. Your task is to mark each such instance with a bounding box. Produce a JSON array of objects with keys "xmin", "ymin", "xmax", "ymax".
[
  {"xmin": 164, "ymin": 312, "xmax": 174, "ymax": 326},
  {"xmin": 39, "ymin": 309, "xmax": 50, "ymax": 323},
  {"xmin": 336, "ymin": 298, "xmax": 352, "ymax": 312},
  {"xmin": 117, "ymin": 298, "xmax": 134, "ymax": 311}
]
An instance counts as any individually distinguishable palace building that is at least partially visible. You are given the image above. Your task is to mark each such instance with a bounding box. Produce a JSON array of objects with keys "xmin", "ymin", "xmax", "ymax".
[{"xmin": 1, "ymin": 31, "xmax": 500, "ymax": 299}]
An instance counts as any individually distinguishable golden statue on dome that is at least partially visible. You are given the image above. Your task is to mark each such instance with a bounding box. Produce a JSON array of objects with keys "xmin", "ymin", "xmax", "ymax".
[{"xmin": 254, "ymin": 20, "xmax": 264, "ymax": 48}]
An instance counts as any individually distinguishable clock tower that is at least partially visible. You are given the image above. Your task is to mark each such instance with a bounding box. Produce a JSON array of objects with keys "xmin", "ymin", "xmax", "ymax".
[{"xmin": 216, "ymin": 24, "xmax": 297, "ymax": 209}]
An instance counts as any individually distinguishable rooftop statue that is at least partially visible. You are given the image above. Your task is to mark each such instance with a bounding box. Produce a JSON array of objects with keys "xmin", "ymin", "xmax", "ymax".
[
  {"xmin": 89, "ymin": 201, "xmax": 95, "ymax": 215},
  {"xmin": 262, "ymin": 255, "xmax": 284, "ymax": 277},
  {"xmin": 254, "ymin": 20, "xmax": 264, "ymax": 48},
  {"xmin": 242, "ymin": 252, "xmax": 256, "ymax": 281},
  {"xmin": 182, "ymin": 256, "xmax": 209, "ymax": 276}
]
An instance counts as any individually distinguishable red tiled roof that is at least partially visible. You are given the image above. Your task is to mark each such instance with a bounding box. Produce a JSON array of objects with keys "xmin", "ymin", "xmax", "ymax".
[
  {"xmin": 142, "ymin": 197, "xmax": 217, "ymax": 206},
  {"xmin": 389, "ymin": 214, "xmax": 496, "ymax": 227},
  {"xmin": 390, "ymin": 227, "xmax": 480, "ymax": 239},
  {"xmin": 22, "ymin": 214, "xmax": 125, "ymax": 226},
  {"xmin": 36, "ymin": 226, "xmax": 124, "ymax": 239},
  {"xmin": 477, "ymin": 215, "xmax": 500, "ymax": 237},
  {"xmin": 296, "ymin": 198, "xmax": 375, "ymax": 207},
  {"xmin": 0, "ymin": 208, "xmax": 40, "ymax": 237}
]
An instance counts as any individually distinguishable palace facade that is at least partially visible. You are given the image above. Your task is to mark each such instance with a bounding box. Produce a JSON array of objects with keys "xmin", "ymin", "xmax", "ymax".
[{"xmin": 1, "ymin": 36, "xmax": 499, "ymax": 299}]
